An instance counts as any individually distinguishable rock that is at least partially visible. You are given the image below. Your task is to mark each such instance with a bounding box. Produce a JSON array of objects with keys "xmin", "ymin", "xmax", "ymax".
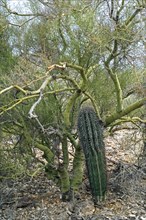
[
  {"xmin": 128, "ymin": 214, "xmax": 137, "ymax": 220},
  {"xmin": 139, "ymin": 217, "xmax": 146, "ymax": 220}
]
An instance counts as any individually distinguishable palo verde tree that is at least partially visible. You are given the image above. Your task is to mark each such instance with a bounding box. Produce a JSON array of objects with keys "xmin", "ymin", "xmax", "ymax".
[
  {"xmin": 0, "ymin": 11, "xmax": 15, "ymax": 79},
  {"xmin": 0, "ymin": 0, "xmax": 146, "ymax": 201}
]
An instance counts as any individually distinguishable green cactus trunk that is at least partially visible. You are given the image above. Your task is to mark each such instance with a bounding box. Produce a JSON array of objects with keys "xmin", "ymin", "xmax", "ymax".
[{"xmin": 77, "ymin": 107, "xmax": 107, "ymax": 204}]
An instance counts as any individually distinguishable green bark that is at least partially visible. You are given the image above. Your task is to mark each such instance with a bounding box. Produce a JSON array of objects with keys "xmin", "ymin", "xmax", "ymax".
[
  {"xmin": 58, "ymin": 164, "xmax": 71, "ymax": 201},
  {"xmin": 105, "ymin": 97, "xmax": 146, "ymax": 126},
  {"xmin": 35, "ymin": 142, "xmax": 54, "ymax": 164},
  {"xmin": 71, "ymin": 144, "xmax": 84, "ymax": 191},
  {"xmin": 22, "ymin": 120, "xmax": 54, "ymax": 164},
  {"xmin": 105, "ymin": 56, "xmax": 123, "ymax": 113},
  {"xmin": 66, "ymin": 62, "xmax": 86, "ymax": 82},
  {"xmin": 20, "ymin": 118, "xmax": 59, "ymax": 184},
  {"xmin": 62, "ymin": 135, "xmax": 69, "ymax": 169},
  {"xmin": 64, "ymin": 91, "xmax": 81, "ymax": 127}
]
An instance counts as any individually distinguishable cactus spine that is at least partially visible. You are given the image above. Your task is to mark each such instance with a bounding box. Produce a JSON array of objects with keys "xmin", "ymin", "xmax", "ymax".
[{"xmin": 77, "ymin": 107, "xmax": 107, "ymax": 204}]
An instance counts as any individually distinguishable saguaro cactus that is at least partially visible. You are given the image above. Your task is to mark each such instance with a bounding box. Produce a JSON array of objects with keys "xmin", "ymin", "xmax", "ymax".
[{"xmin": 77, "ymin": 107, "xmax": 107, "ymax": 204}]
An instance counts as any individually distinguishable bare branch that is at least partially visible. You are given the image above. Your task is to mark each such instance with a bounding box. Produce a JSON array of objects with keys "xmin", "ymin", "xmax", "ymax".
[{"xmin": 28, "ymin": 90, "xmax": 43, "ymax": 119}]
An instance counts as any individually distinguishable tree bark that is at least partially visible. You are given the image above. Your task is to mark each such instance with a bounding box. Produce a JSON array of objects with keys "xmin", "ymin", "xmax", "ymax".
[{"xmin": 71, "ymin": 144, "xmax": 84, "ymax": 191}]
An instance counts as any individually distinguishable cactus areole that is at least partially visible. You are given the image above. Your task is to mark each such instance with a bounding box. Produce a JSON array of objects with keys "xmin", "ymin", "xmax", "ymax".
[{"xmin": 77, "ymin": 107, "xmax": 107, "ymax": 204}]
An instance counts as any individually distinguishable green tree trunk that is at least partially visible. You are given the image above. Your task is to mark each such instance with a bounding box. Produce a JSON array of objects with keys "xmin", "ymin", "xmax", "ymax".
[{"xmin": 71, "ymin": 144, "xmax": 84, "ymax": 192}]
